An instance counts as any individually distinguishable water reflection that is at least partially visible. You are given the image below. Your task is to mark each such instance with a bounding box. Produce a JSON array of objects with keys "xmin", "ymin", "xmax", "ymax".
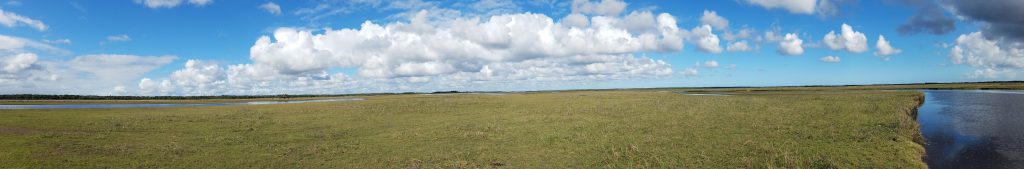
[
  {"xmin": 0, "ymin": 98, "xmax": 364, "ymax": 109},
  {"xmin": 919, "ymin": 90, "xmax": 1024, "ymax": 168}
]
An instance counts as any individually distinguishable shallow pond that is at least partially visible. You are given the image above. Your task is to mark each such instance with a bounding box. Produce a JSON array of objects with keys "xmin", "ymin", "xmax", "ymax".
[
  {"xmin": 0, "ymin": 98, "xmax": 364, "ymax": 109},
  {"xmin": 919, "ymin": 90, "xmax": 1024, "ymax": 168}
]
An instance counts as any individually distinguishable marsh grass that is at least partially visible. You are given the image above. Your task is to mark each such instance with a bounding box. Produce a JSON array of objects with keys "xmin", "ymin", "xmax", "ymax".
[{"xmin": 0, "ymin": 90, "xmax": 924, "ymax": 168}]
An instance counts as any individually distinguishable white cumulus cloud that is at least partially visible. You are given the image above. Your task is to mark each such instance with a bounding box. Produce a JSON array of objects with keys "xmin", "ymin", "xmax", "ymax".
[
  {"xmin": 246, "ymin": 12, "xmax": 685, "ymax": 77},
  {"xmin": 823, "ymin": 23, "xmax": 868, "ymax": 53},
  {"xmin": 727, "ymin": 41, "xmax": 753, "ymax": 52},
  {"xmin": 0, "ymin": 52, "xmax": 48, "ymax": 86},
  {"xmin": 777, "ymin": 33, "xmax": 804, "ymax": 56},
  {"xmin": 139, "ymin": 78, "xmax": 176, "ymax": 94},
  {"xmin": 874, "ymin": 35, "xmax": 901, "ymax": 58},
  {"xmin": 949, "ymin": 31, "xmax": 1024, "ymax": 78},
  {"xmin": 1, "ymin": 52, "xmax": 35, "ymax": 73},
  {"xmin": 144, "ymin": 6, "xmax": 685, "ymax": 95},
  {"xmin": 700, "ymin": 10, "xmax": 729, "ymax": 30},
  {"xmin": 741, "ymin": 0, "xmax": 815, "ymax": 14},
  {"xmin": 170, "ymin": 60, "xmax": 227, "ymax": 94},
  {"xmin": 740, "ymin": 0, "xmax": 836, "ymax": 16},
  {"xmin": 689, "ymin": 25, "xmax": 723, "ymax": 53}
]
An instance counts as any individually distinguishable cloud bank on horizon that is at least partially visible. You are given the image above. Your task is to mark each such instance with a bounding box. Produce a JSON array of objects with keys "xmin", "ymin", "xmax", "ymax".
[{"xmin": 0, "ymin": 0, "xmax": 1022, "ymax": 95}]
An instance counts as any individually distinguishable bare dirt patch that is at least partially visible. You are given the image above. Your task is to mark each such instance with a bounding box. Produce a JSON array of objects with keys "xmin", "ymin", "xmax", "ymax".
[{"xmin": 0, "ymin": 126, "xmax": 37, "ymax": 135}]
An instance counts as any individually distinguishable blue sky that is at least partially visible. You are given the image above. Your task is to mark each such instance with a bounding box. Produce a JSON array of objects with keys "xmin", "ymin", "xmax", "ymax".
[{"xmin": 0, "ymin": 0, "xmax": 1021, "ymax": 95}]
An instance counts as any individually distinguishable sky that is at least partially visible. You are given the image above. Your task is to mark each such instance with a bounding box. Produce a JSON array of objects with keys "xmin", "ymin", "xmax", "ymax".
[{"xmin": 0, "ymin": 0, "xmax": 1022, "ymax": 96}]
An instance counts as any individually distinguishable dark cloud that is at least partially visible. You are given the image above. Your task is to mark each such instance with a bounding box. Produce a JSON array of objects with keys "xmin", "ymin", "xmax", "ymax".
[
  {"xmin": 893, "ymin": 0, "xmax": 1024, "ymax": 43},
  {"xmin": 897, "ymin": 4, "xmax": 955, "ymax": 35},
  {"xmin": 892, "ymin": 0, "xmax": 956, "ymax": 35},
  {"xmin": 948, "ymin": 0, "xmax": 1024, "ymax": 42}
]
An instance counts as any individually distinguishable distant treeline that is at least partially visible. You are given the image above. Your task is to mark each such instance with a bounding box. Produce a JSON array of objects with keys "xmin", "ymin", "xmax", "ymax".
[{"xmin": 4, "ymin": 81, "xmax": 1022, "ymax": 100}]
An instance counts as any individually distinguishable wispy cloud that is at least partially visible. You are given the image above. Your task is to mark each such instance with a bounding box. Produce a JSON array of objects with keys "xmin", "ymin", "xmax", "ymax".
[
  {"xmin": 820, "ymin": 56, "xmax": 841, "ymax": 63},
  {"xmin": 0, "ymin": 7, "xmax": 46, "ymax": 31},
  {"xmin": 260, "ymin": 2, "xmax": 281, "ymax": 15},
  {"xmin": 0, "ymin": 34, "xmax": 70, "ymax": 55},
  {"xmin": 103, "ymin": 34, "xmax": 131, "ymax": 44},
  {"xmin": 134, "ymin": 0, "xmax": 212, "ymax": 9},
  {"xmin": 42, "ymin": 38, "xmax": 72, "ymax": 45}
]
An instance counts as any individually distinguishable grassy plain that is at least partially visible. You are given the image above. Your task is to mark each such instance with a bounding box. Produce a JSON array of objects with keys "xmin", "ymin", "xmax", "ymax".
[{"xmin": 0, "ymin": 89, "xmax": 927, "ymax": 168}]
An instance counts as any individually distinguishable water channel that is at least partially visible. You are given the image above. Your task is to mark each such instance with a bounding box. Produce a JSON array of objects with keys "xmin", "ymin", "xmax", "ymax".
[{"xmin": 918, "ymin": 90, "xmax": 1024, "ymax": 168}]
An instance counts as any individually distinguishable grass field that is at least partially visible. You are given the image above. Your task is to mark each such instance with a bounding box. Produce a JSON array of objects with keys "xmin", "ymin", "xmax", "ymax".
[{"xmin": 0, "ymin": 89, "xmax": 926, "ymax": 168}]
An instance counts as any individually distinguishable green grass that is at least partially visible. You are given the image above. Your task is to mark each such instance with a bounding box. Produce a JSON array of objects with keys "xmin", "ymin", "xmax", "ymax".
[{"xmin": 0, "ymin": 90, "xmax": 925, "ymax": 168}]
